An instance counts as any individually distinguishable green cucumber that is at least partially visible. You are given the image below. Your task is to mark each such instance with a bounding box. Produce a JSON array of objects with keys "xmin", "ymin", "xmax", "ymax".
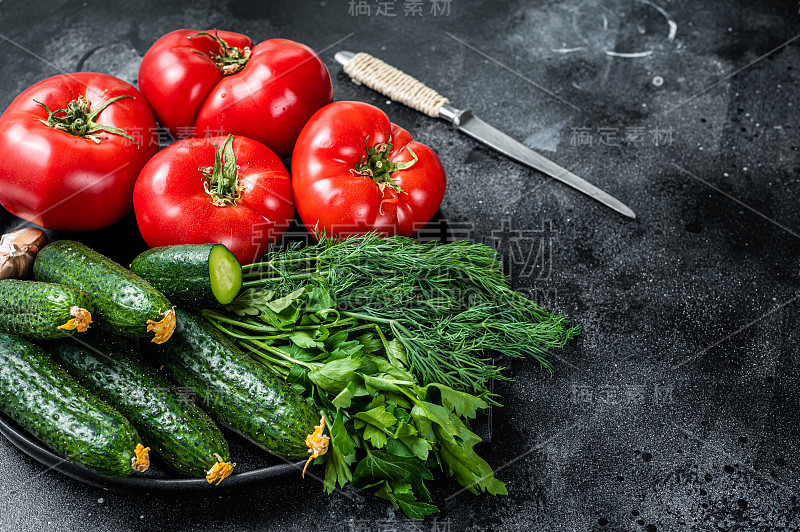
[
  {"xmin": 0, "ymin": 279, "xmax": 94, "ymax": 339},
  {"xmin": 146, "ymin": 308, "xmax": 319, "ymax": 460},
  {"xmin": 0, "ymin": 332, "xmax": 149, "ymax": 477},
  {"xmin": 47, "ymin": 334, "xmax": 234, "ymax": 482},
  {"xmin": 130, "ymin": 244, "xmax": 242, "ymax": 307},
  {"xmin": 33, "ymin": 240, "xmax": 175, "ymax": 344}
]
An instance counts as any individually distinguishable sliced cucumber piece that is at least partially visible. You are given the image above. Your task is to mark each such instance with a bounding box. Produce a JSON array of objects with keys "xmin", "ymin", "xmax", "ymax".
[
  {"xmin": 208, "ymin": 244, "xmax": 243, "ymax": 305},
  {"xmin": 130, "ymin": 244, "xmax": 242, "ymax": 307}
]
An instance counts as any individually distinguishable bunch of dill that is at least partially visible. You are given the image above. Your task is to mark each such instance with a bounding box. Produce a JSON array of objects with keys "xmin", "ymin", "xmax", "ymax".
[{"xmin": 238, "ymin": 232, "xmax": 579, "ymax": 402}]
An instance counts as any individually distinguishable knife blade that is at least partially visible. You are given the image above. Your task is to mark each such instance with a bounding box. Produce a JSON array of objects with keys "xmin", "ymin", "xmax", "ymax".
[{"xmin": 334, "ymin": 50, "xmax": 636, "ymax": 219}]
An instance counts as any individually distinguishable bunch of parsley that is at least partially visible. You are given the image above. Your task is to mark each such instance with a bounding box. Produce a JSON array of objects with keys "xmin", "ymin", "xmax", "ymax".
[
  {"xmin": 201, "ymin": 234, "xmax": 577, "ymax": 518},
  {"xmin": 203, "ymin": 282, "xmax": 506, "ymax": 518}
]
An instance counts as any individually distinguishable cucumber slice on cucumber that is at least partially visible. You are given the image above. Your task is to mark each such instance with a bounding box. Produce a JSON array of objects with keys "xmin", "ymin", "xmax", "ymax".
[
  {"xmin": 131, "ymin": 244, "xmax": 242, "ymax": 307},
  {"xmin": 208, "ymin": 244, "xmax": 243, "ymax": 305}
]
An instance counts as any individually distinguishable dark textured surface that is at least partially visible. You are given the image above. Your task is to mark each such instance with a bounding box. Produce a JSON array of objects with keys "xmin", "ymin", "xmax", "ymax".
[{"xmin": 0, "ymin": 0, "xmax": 799, "ymax": 530}]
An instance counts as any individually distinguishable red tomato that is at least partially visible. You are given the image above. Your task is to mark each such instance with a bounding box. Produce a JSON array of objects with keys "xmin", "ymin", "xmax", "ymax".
[
  {"xmin": 138, "ymin": 29, "xmax": 333, "ymax": 158},
  {"xmin": 291, "ymin": 101, "xmax": 447, "ymax": 238},
  {"xmin": 133, "ymin": 135, "xmax": 294, "ymax": 264},
  {"xmin": 0, "ymin": 72, "xmax": 158, "ymax": 230}
]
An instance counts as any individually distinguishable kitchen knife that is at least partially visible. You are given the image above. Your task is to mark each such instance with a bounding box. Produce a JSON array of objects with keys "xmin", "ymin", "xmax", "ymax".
[{"xmin": 334, "ymin": 51, "xmax": 635, "ymax": 219}]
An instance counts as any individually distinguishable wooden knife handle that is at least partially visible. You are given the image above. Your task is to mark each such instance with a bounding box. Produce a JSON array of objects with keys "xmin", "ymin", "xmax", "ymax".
[{"xmin": 340, "ymin": 52, "xmax": 450, "ymax": 118}]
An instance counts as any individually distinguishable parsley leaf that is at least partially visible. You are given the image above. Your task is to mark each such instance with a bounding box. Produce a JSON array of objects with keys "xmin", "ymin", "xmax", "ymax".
[
  {"xmin": 223, "ymin": 288, "xmax": 275, "ymax": 316},
  {"xmin": 265, "ymin": 286, "xmax": 308, "ymax": 313},
  {"xmin": 308, "ymin": 356, "xmax": 361, "ymax": 393},
  {"xmin": 374, "ymin": 481, "xmax": 439, "ymax": 520},
  {"xmin": 352, "ymin": 450, "xmax": 432, "ymax": 495},
  {"xmin": 323, "ymin": 409, "xmax": 356, "ymax": 493},
  {"xmin": 332, "ymin": 382, "xmax": 355, "ymax": 409},
  {"xmin": 420, "ymin": 383, "xmax": 488, "ymax": 419},
  {"xmin": 436, "ymin": 424, "xmax": 507, "ymax": 496},
  {"xmin": 288, "ymin": 331, "xmax": 319, "ymax": 349},
  {"xmin": 353, "ymin": 405, "xmax": 397, "ymax": 436}
]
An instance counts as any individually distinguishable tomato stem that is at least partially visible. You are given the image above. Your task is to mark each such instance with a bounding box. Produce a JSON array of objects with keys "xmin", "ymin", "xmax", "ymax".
[
  {"xmin": 198, "ymin": 134, "xmax": 242, "ymax": 207},
  {"xmin": 190, "ymin": 30, "xmax": 251, "ymax": 75},
  {"xmin": 350, "ymin": 136, "xmax": 418, "ymax": 197},
  {"xmin": 34, "ymin": 95, "xmax": 136, "ymax": 144}
]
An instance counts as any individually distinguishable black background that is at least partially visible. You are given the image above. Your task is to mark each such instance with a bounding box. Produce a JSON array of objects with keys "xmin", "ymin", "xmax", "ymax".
[{"xmin": 0, "ymin": 0, "xmax": 799, "ymax": 530}]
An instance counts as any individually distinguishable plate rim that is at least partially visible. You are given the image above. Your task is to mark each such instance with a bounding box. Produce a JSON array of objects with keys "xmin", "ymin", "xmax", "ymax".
[{"xmin": 0, "ymin": 411, "xmax": 307, "ymax": 493}]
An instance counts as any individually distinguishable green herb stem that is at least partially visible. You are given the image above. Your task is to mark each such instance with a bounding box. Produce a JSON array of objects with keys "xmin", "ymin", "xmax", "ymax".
[
  {"xmin": 241, "ymin": 256, "xmax": 323, "ymax": 270},
  {"xmin": 341, "ymin": 311, "xmax": 395, "ymax": 326},
  {"xmin": 200, "ymin": 309, "xmax": 282, "ymax": 332},
  {"xmin": 203, "ymin": 316, "xmax": 284, "ymax": 341},
  {"xmin": 240, "ymin": 337, "xmax": 317, "ymax": 371},
  {"xmin": 237, "ymin": 342, "xmax": 291, "ymax": 379}
]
